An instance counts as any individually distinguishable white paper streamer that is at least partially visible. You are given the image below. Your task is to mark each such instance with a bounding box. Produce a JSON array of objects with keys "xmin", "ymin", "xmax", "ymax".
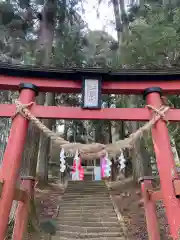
[
  {"xmin": 119, "ymin": 151, "xmax": 126, "ymax": 171},
  {"xmin": 60, "ymin": 148, "xmax": 66, "ymax": 172},
  {"xmin": 104, "ymin": 151, "xmax": 112, "ymax": 177}
]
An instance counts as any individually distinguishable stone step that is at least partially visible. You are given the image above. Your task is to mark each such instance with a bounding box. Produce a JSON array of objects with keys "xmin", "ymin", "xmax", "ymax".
[
  {"xmin": 52, "ymin": 237, "xmax": 125, "ymax": 240},
  {"xmin": 53, "ymin": 238, "xmax": 125, "ymax": 240},
  {"xmin": 59, "ymin": 207, "xmax": 114, "ymax": 211},
  {"xmin": 58, "ymin": 208, "xmax": 115, "ymax": 213},
  {"xmin": 65, "ymin": 193, "xmax": 108, "ymax": 195},
  {"xmin": 67, "ymin": 186, "xmax": 106, "ymax": 189},
  {"xmin": 59, "ymin": 203, "xmax": 113, "ymax": 207},
  {"xmin": 56, "ymin": 224, "xmax": 121, "ymax": 233},
  {"xmin": 62, "ymin": 197, "xmax": 110, "ymax": 200},
  {"xmin": 63, "ymin": 194, "xmax": 109, "ymax": 197},
  {"xmin": 65, "ymin": 195, "xmax": 108, "ymax": 197},
  {"xmin": 68, "ymin": 181, "xmax": 104, "ymax": 183},
  {"xmin": 58, "ymin": 208, "xmax": 114, "ymax": 212},
  {"xmin": 66, "ymin": 186, "xmax": 107, "ymax": 188},
  {"xmin": 56, "ymin": 220, "xmax": 120, "ymax": 227},
  {"xmin": 59, "ymin": 206, "xmax": 113, "ymax": 210},
  {"xmin": 59, "ymin": 213, "xmax": 117, "ymax": 218},
  {"xmin": 59, "ymin": 215, "xmax": 117, "ymax": 219},
  {"xmin": 59, "ymin": 210, "xmax": 116, "ymax": 217},
  {"xmin": 66, "ymin": 188, "xmax": 106, "ymax": 189},
  {"xmin": 57, "ymin": 216, "xmax": 118, "ymax": 221},
  {"xmin": 66, "ymin": 188, "xmax": 107, "ymax": 189},
  {"xmin": 66, "ymin": 187, "xmax": 107, "ymax": 188},
  {"xmin": 62, "ymin": 198, "xmax": 110, "ymax": 202},
  {"xmin": 65, "ymin": 191, "xmax": 107, "ymax": 194},
  {"xmin": 56, "ymin": 230, "xmax": 123, "ymax": 238},
  {"xmin": 55, "ymin": 181, "xmax": 123, "ymax": 239},
  {"xmin": 51, "ymin": 236, "xmax": 127, "ymax": 240},
  {"xmin": 61, "ymin": 201, "xmax": 112, "ymax": 205},
  {"xmin": 64, "ymin": 190, "xmax": 108, "ymax": 193},
  {"xmin": 66, "ymin": 189, "xmax": 107, "ymax": 192},
  {"xmin": 63, "ymin": 193, "xmax": 109, "ymax": 196},
  {"xmin": 63, "ymin": 195, "xmax": 109, "ymax": 197},
  {"xmin": 62, "ymin": 201, "xmax": 110, "ymax": 204}
]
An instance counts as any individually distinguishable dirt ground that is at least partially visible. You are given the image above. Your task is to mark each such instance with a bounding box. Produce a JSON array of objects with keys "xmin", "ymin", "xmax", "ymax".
[
  {"xmin": 24, "ymin": 180, "xmax": 64, "ymax": 239},
  {"xmin": 35, "ymin": 181, "xmax": 64, "ymax": 220},
  {"xmin": 27, "ymin": 178, "xmax": 172, "ymax": 239},
  {"xmin": 110, "ymin": 178, "xmax": 172, "ymax": 240}
]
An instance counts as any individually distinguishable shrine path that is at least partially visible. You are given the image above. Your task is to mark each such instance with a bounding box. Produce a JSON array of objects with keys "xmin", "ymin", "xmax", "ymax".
[{"xmin": 51, "ymin": 180, "xmax": 127, "ymax": 240}]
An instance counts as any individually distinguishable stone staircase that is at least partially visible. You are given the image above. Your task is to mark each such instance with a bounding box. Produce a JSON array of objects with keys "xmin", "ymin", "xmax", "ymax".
[{"xmin": 52, "ymin": 180, "xmax": 126, "ymax": 240}]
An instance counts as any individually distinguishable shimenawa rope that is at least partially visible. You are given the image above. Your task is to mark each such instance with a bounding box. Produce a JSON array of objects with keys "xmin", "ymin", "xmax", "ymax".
[{"xmin": 13, "ymin": 100, "xmax": 169, "ymax": 160}]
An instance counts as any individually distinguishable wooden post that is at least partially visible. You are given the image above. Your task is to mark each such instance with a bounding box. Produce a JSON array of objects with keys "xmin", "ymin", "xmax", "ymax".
[
  {"xmin": 139, "ymin": 177, "xmax": 160, "ymax": 240},
  {"xmin": 0, "ymin": 83, "xmax": 38, "ymax": 239},
  {"xmin": 12, "ymin": 177, "xmax": 36, "ymax": 240},
  {"xmin": 145, "ymin": 87, "xmax": 180, "ymax": 239}
]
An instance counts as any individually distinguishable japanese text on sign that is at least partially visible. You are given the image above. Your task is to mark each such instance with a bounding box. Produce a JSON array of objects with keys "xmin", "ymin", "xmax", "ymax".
[{"xmin": 84, "ymin": 79, "xmax": 99, "ymax": 107}]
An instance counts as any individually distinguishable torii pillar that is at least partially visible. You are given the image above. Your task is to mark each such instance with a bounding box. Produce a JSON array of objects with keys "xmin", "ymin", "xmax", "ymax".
[{"xmin": 144, "ymin": 87, "xmax": 180, "ymax": 239}]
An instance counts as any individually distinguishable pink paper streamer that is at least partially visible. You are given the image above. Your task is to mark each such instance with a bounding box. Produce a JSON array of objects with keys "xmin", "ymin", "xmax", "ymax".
[{"xmin": 100, "ymin": 156, "xmax": 106, "ymax": 178}]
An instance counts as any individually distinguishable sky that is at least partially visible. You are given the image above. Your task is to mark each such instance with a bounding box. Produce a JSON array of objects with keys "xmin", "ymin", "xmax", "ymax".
[
  {"xmin": 82, "ymin": 0, "xmax": 117, "ymax": 39},
  {"xmin": 82, "ymin": 0, "xmax": 131, "ymax": 39}
]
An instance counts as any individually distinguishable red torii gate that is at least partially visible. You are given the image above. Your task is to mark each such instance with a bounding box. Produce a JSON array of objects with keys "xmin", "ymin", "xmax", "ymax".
[{"xmin": 0, "ymin": 66, "xmax": 180, "ymax": 239}]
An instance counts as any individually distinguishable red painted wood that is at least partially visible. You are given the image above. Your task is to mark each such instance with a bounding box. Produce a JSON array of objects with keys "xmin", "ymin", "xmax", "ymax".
[
  {"xmin": 30, "ymin": 106, "xmax": 151, "ymax": 120},
  {"xmin": 0, "ymin": 75, "xmax": 180, "ymax": 94},
  {"xmin": 0, "ymin": 104, "xmax": 180, "ymax": 121},
  {"xmin": 141, "ymin": 180, "xmax": 160, "ymax": 240},
  {"xmin": 0, "ymin": 75, "xmax": 81, "ymax": 93},
  {"xmin": 20, "ymin": 106, "xmax": 180, "ymax": 121},
  {"xmin": 12, "ymin": 178, "xmax": 35, "ymax": 240},
  {"xmin": 149, "ymin": 190, "xmax": 163, "ymax": 201},
  {"xmin": 146, "ymin": 92, "xmax": 180, "ymax": 239},
  {"xmin": 0, "ymin": 89, "xmax": 36, "ymax": 239}
]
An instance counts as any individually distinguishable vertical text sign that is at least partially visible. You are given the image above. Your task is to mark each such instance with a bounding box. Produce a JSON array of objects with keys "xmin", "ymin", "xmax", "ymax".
[{"xmin": 83, "ymin": 79, "xmax": 100, "ymax": 108}]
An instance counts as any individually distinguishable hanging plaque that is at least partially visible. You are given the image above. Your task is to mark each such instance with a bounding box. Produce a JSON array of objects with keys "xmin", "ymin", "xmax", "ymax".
[{"xmin": 82, "ymin": 77, "xmax": 101, "ymax": 109}]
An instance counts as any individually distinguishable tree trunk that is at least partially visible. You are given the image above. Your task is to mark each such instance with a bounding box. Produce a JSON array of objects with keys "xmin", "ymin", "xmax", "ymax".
[
  {"xmin": 119, "ymin": 0, "xmax": 129, "ymax": 41},
  {"xmin": 170, "ymin": 135, "xmax": 180, "ymax": 171},
  {"xmin": 163, "ymin": 0, "xmax": 170, "ymax": 5},
  {"xmin": 36, "ymin": 93, "xmax": 55, "ymax": 182},
  {"xmin": 162, "ymin": 0, "xmax": 178, "ymax": 6},
  {"xmin": 95, "ymin": 122, "xmax": 106, "ymax": 144},
  {"xmin": 0, "ymin": 91, "xmax": 11, "ymax": 166},
  {"xmin": 139, "ymin": 0, "xmax": 145, "ymax": 8},
  {"xmin": 112, "ymin": 0, "xmax": 122, "ymax": 42},
  {"xmin": 127, "ymin": 95, "xmax": 152, "ymax": 182},
  {"xmin": 129, "ymin": 121, "xmax": 152, "ymax": 182},
  {"xmin": 21, "ymin": 0, "xmax": 57, "ymax": 179},
  {"xmin": 63, "ymin": 122, "xmax": 68, "ymax": 140},
  {"xmin": 36, "ymin": 0, "xmax": 57, "ymax": 182},
  {"xmin": 20, "ymin": 93, "xmax": 45, "ymax": 177}
]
